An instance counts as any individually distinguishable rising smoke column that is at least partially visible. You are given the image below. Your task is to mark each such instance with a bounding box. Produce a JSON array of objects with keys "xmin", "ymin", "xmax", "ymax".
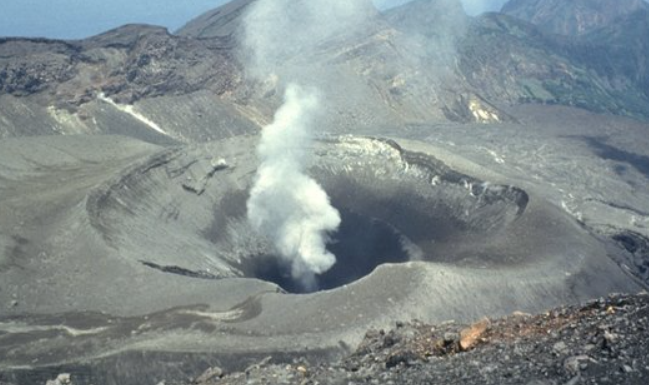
[
  {"xmin": 242, "ymin": 0, "xmax": 373, "ymax": 77},
  {"xmin": 242, "ymin": 0, "xmax": 374, "ymax": 290},
  {"xmin": 246, "ymin": 84, "xmax": 341, "ymax": 290}
]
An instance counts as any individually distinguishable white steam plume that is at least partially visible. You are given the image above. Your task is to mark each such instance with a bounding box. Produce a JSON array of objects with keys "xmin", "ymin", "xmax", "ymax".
[
  {"xmin": 246, "ymin": 84, "xmax": 341, "ymax": 290},
  {"xmin": 242, "ymin": 0, "xmax": 374, "ymax": 77},
  {"xmin": 242, "ymin": 0, "xmax": 378, "ymax": 289}
]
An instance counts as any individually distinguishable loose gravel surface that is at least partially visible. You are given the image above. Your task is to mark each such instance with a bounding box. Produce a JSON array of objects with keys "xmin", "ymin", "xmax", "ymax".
[{"xmin": 188, "ymin": 292, "xmax": 649, "ymax": 385}]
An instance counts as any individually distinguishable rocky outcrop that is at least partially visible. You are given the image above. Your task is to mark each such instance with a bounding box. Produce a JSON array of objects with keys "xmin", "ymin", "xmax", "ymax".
[
  {"xmin": 0, "ymin": 25, "xmax": 241, "ymax": 106},
  {"xmin": 187, "ymin": 293, "xmax": 649, "ymax": 385},
  {"xmin": 0, "ymin": 38, "xmax": 79, "ymax": 96},
  {"xmin": 0, "ymin": 24, "xmax": 260, "ymax": 142}
]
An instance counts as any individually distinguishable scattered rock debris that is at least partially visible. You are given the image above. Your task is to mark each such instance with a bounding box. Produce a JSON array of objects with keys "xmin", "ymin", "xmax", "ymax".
[
  {"xmin": 194, "ymin": 367, "xmax": 223, "ymax": 384},
  {"xmin": 187, "ymin": 292, "xmax": 649, "ymax": 385},
  {"xmin": 45, "ymin": 374, "xmax": 72, "ymax": 385}
]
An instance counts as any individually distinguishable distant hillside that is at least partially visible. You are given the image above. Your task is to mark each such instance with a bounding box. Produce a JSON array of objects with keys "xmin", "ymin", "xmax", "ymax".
[
  {"xmin": 501, "ymin": 0, "xmax": 649, "ymax": 35},
  {"xmin": 456, "ymin": 11, "xmax": 649, "ymax": 120},
  {"xmin": 3, "ymin": 0, "xmax": 649, "ymax": 142},
  {"xmin": 581, "ymin": 9, "xmax": 649, "ymax": 102}
]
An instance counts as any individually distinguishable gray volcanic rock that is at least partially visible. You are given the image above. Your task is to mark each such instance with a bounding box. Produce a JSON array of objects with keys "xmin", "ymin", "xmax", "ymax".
[
  {"xmin": 188, "ymin": 292, "xmax": 649, "ymax": 385},
  {"xmin": 0, "ymin": 25, "xmax": 237, "ymax": 105},
  {"xmin": 0, "ymin": 25, "xmax": 257, "ymax": 142},
  {"xmin": 0, "ymin": 38, "xmax": 79, "ymax": 96}
]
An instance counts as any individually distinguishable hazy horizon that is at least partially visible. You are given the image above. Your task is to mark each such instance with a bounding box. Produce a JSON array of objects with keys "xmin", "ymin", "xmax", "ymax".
[{"xmin": 0, "ymin": 0, "xmax": 508, "ymax": 40}]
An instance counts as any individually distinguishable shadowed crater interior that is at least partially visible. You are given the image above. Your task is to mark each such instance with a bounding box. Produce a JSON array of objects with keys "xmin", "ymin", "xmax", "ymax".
[
  {"xmin": 207, "ymin": 138, "xmax": 530, "ymax": 294},
  {"xmin": 241, "ymin": 206, "xmax": 410, "ymax": 293},
  {"xmin": 91, "ymin": 137, "xmax": 529, "ymax": 295}
]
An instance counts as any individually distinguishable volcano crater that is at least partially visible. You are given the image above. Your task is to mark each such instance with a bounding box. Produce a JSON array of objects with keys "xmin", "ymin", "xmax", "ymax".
[{"xmin": 156, "ymin": 136, "xmax": 531, "ymax": 293}]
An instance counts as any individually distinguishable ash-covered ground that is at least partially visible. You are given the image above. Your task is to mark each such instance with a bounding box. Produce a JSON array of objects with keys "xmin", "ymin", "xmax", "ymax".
[
  {"xmin": 2, "ymin": 0, "xmax": 649, "ymax": 384},
  {"xmin": 184, "ymin": 292, "xmax": 649, "ymax": 385}
]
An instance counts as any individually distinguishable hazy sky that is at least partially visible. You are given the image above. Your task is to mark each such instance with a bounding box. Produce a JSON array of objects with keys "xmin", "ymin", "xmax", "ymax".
[{"xmin": 0, "ymin": 0, "xmax": 509, "ymax": 39}]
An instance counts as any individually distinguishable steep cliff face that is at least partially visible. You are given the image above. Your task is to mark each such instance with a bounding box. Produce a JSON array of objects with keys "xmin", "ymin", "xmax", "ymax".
[
  {"xmin": 501, "ymin": 0, "xmax": 649, "ymax": 36},
  {"xmin": 0, "ymin": 25, "xmax": 243, "ymax": 107},
  {"xmin": 0, "ymin": 25, "xmax": 259, "ymax": 142}
]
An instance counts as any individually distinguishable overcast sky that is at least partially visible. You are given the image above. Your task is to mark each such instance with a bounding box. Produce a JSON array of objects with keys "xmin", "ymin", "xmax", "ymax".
[{"xmin": 0, "ymin": 0, "xmax": 510, "ymax": 39}]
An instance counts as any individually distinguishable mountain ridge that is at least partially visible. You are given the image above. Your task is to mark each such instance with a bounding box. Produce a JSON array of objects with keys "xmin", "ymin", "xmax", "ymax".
[
  {"xmin": 501, "ymin": 0, "xmax": 649, "ymax": 36},
  {"xmin": 2, "ymin": 0, "xmax": 649, "ymax": 141}
]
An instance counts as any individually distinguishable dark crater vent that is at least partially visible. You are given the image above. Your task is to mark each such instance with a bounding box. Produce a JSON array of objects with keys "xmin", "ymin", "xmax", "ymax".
[{"xmin": 207, "ymin": 138, "xmax": 529, "ymax": 293}]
